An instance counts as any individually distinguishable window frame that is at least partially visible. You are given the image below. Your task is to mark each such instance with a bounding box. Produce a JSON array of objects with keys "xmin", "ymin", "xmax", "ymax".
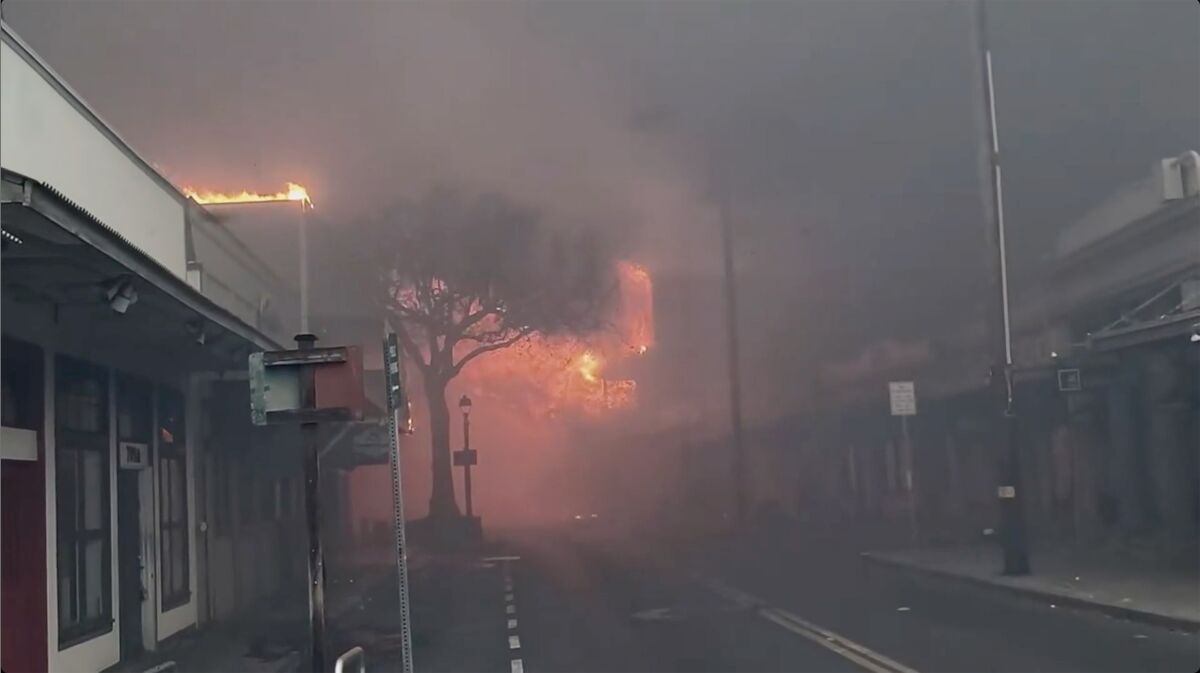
[
  {"xmin": 54, "ymin": 355, "xmax": 113, "ymax": 648},
  {"xmin": 157, "ymin": 386, "xmax": 191, "ymax": 612}
]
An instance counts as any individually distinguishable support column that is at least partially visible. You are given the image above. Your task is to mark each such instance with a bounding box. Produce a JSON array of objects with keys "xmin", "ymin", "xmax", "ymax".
[
  {"xmin": 1106, "ymin": 361, "xmax": 1147, "ymax": 534},
  {"xmin": 1142, "ymin": 349, "xmax": 1192, "ymax": 548}
]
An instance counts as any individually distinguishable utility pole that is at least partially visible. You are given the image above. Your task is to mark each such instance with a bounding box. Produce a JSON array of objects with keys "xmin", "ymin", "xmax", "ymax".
[
  {"xmin": 971, "ymin": 0, "xmax": 1031, "ymax": 575},
  {"xmin": 296, "ymin": 333, "xmax": 329, "ymax": 670},
  {"xmin": 719, "ymin": 193, "xmax": 748, "ymax": 525}
]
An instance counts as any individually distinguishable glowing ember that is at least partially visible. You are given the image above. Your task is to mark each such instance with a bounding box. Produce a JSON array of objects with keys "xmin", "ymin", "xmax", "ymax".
[{"xmin": 183, "ymin": 182, "xmax": 313, "ymax": 208}]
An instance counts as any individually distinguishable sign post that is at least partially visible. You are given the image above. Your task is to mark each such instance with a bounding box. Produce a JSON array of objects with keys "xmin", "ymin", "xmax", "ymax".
[
  {"xmin": 889, "ymin": 381, "xmax": 918, "ymax": 544},
  {"xmin": 383, "ymin": 333, "xmax": 415, "ymax": 673},
  {"xmin": 249, "ymin": 336, "xmax": 363, "ymax": 672}
]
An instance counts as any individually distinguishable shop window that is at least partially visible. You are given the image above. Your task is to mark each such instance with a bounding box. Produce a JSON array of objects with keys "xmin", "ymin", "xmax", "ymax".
[
  {"xmin": 158, "ymin": 388, "xmax": 190, "ymax": 611},
  {"xmin": 55, "ymin": 355, "xmax": 112, "ymax": 646}
]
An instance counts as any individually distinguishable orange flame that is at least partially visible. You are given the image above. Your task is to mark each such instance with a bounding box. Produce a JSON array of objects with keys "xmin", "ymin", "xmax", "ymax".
[
  {"xmin": 183, "ymin": 182, "xmax": 313, "ymax": 208},
  {"xmin": 462, "ymin": 260, "xmax": 653, "ymax": 417}
]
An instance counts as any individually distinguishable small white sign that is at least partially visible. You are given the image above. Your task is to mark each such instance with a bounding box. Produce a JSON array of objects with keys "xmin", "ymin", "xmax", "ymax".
[{"xmin": 889, "ymin": 381, "xmax": 917, "ymax": 416}]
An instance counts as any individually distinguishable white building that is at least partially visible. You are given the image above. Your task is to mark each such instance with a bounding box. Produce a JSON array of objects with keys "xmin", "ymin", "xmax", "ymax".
[{"xmin": 1, "ymin": 21, "xmax": 312, "ymax": 672}]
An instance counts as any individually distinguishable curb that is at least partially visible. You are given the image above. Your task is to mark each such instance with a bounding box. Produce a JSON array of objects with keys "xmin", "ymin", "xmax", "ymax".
[{"xmin": 859, "ymin": 551, "xmax": 1200, "ymax": 633}]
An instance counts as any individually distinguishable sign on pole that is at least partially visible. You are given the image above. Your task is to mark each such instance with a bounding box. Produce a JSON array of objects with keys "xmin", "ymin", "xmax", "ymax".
[
  {"xmin": 383, "ymin": 332, "xmax": 415, "ymax": 673},
  {"xmin": 888, "ymin": 381, "xmax": 917, "ymax": 416}
]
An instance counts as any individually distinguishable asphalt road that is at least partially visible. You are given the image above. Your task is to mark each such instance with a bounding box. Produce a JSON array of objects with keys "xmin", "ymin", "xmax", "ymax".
[
  {"xmin": 467, "ymin": 524, "xmax": 1199, "ymax": 673},
  {"xmin": 358, "ymin": 522, "xmax": 1199, "ymax": 672}
]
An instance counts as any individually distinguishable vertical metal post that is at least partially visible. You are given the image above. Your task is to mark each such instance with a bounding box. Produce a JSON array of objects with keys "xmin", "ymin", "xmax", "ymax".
[
  {"xmin": 297, "ymin": 333, "xmax": 328, "ymax": 671},
  {"xmin": 383, "ymin": 333, "xmax": 415, "ymax": 673},
  {"xmin": 462, "ymin": 411, "xmax": 473, "ymax": 518},
  {"xmin": 299, "ymin": 204, "xmax": 311, "ymax": 333},
  {"xmin": 901, "ymin": 415, "xmax": 918, "ymax": 544},
  {"xmin": 719, "ymin": 193, "xmax": 748, "ymax": 525},
  {"xmin": 971, "ymin": 0, "xmax": 1030, "ymax": 575}
]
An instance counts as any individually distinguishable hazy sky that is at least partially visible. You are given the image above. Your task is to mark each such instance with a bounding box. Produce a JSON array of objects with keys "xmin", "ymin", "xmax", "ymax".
[{"xmin": 5, "ymin": 0, "xmax": 1197, "ymax": 375}]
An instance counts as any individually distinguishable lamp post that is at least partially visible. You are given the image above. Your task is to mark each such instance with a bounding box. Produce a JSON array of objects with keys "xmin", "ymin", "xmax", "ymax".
[{"xmin": 457, "ymin": 394, "xmax": 476, "ymax": 518}]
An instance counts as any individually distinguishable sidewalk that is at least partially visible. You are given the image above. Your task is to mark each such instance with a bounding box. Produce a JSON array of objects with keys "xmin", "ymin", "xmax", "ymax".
[
  {"xmin": 860, "ymin": 543, "xmax": 1200, "ymax": 631},
  {"xmin": 104, "ymin": 622, "xmax": 303, "ymax": 673}
]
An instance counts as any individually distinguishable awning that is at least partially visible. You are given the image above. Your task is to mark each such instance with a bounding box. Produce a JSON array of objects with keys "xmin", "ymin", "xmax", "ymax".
[
  {"xmin": 2, "ymin": 171, "xmax": 281, "ymax": 369},
  {"xmin": 1085, "ymin": 275, "xmax": 1200, "ymax": 352}
]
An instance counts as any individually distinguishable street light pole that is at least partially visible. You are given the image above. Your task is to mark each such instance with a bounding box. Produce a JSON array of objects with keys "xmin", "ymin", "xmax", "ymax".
[
  {"xmin": 971, "ymin": 0, "xmax": 1031, "ymax": 575},
  {"xmin": 459, "ymin": 395, "xmax": 474, "ymax": 518},
  {"xmin": 719, "ymin": 193, "xmax": 748, "ymax": 526}
]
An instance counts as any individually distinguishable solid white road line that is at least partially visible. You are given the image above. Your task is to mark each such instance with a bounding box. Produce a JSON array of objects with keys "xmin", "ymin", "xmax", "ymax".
[
  {"xmin": 705, "ymin": 579, "xmax": 919, "ymax": 673},
  {"xmin": 509, "ymin": 635, "xmax": 522, "ymax": 650}
]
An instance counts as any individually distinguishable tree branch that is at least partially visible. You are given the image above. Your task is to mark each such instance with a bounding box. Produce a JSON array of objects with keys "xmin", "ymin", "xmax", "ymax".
[
  {"xmin": 452, "ymin": 327, "xmax": 533, "ymax": 376},
  {"xmin": 391, "ymin": 319, "xmax": 430, "ymax": 375}
]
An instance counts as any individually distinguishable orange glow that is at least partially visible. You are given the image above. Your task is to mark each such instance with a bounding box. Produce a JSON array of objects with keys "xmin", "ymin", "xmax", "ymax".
[
  {"xmin": 617, "ymin": 261, "xmax": 654, "ymax": 354},
  {"xmin": 461, "ymin": 260, "xmax": 653, "ymax": 417},
  {"xmin": 183, "ymin": 182, "xmax": 313, "ymax": 208},
  {"xmin": 577, "ymin": 351, "xmax": 601, "ymax": 383}
]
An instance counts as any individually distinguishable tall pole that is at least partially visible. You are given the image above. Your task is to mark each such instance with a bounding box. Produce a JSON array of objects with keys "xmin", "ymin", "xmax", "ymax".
[
  {"xmin": 719, "ymin": 194, "xmax": 748, "ymax": 525},
  {"xmin": 297, "ymin": 333, "xmax": 329, "ymax": 670},
  {"xmin": 972, "ymin": 0, "xmax": 1030, "ymax": 575},
  {"xmin": 462, "ymin": 410, "xmax": 473, "ymax": 518},
  {"xmin": 299, "ymin": 203, "xmax": 311, "ymax": 333}
]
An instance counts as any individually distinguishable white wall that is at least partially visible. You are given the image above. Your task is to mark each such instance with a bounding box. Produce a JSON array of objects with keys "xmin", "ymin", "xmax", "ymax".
[{"xmin": 0, "ymin": 36, "xmax": 187, "ymax": 278}]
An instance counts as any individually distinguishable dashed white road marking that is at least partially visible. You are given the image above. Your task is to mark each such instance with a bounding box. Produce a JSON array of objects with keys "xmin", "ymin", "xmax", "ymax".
[{"xmin": 499, "ymin": 556, "xmax": 524, "ymax": 673}]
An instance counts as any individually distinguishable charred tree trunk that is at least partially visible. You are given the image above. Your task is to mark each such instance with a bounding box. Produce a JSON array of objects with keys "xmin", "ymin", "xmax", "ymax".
[{"xmin": 424, "ymin": 375, "xmax": 460, "ymax": 519}]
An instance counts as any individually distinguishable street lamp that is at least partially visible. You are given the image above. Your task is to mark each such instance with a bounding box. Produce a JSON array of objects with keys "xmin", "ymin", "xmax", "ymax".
[{"xmin": 456, "ymin": 395, "xmax": 476, "ymax": 518}]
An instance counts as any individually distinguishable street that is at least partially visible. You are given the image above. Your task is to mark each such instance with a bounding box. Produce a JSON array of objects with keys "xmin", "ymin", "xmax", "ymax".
[{"xmin": 393, "ymin": 524, "xmax": 1200, "ymax": 673}]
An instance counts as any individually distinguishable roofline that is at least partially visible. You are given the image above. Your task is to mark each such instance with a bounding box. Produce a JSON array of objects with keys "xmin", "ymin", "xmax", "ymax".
[
  {"xmin": 4, "ymin": 170, "xmax": 283, "ymax": 352},
  {"xmin": 1, "ymin": 21, "xmax": 196, "ymax": 210}
]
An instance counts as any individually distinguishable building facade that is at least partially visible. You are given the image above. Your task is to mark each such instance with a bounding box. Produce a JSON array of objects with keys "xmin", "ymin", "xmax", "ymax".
[{"xmin": 1, "ymin": 22, "xmax": 313, "ymax": 673}]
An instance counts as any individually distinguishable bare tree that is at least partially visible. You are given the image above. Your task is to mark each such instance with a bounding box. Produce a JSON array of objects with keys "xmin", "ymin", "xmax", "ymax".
[{"xmin": 374, "ymin": 188, "xmax": 616, "ymax": 520}]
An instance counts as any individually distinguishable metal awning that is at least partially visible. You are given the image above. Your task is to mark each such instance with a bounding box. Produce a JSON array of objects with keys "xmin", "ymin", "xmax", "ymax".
[
  {"xmin": 1085, "ymin": 275, "xmax": 1200, "ymax": 352},
  {"xmin": 2, "ymin": 172, "xmax": 281, "ymax": 368}
]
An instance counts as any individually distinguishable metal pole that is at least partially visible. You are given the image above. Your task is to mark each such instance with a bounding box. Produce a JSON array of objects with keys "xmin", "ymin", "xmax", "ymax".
[
  {"xmin": 299, "ymin": 204, "xmax": 311, "ymax": 333},
  {"xmin": 719, "ymin": 193, "xmax": 748, "ymax": 525},
  {"xmin": 383, "ymin": 333, "xmax": 414, "ymax": 673},
  {"xmin": 901, "ymin": 415, "xmax": 917, "ymax": 544},
  {"xmin": 463, "ymin": 412, "xmax": 473, "ymax": 518},
  {"xmin": 972, "ymin": 0, "xmax": 1030, "ymax": 575},
  {"xmin": 297, "ymin": 333, "xmax": 329, "ymax": 670}
]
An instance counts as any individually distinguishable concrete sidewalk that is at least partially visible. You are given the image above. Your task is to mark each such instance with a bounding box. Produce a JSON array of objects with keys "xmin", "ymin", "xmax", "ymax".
[{"xmin": 861, "ymin": 543, "xmax": 1200, "ymax": 631}]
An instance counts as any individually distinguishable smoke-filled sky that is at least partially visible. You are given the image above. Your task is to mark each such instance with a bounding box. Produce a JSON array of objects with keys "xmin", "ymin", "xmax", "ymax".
[{"xmin": 5, "ymin": 0, "xmax": 1198, "ymax": 408}]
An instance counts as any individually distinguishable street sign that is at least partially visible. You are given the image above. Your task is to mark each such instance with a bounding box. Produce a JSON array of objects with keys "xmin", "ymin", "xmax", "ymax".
[
  {"xmin": 382, "ymin": 331, "xmax": 415, "ymax": 673},
  {"xmin": 888, "ymin": 381, "xmax": 917, "ymax": 416},
  {"xmin": 249, "ymin": 345, "xmax": 365, "ymax": 425},
  {"xmin": 453, "ymin": 448, "xmax": 478, "ymax": 467},
  {"xmin": 384, "ymin": 333, "xmax": 414, "ymax": 434},
  {"xmin": 1057, "ymin": 368, "xmax": 1082, "ymax": 392}
]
